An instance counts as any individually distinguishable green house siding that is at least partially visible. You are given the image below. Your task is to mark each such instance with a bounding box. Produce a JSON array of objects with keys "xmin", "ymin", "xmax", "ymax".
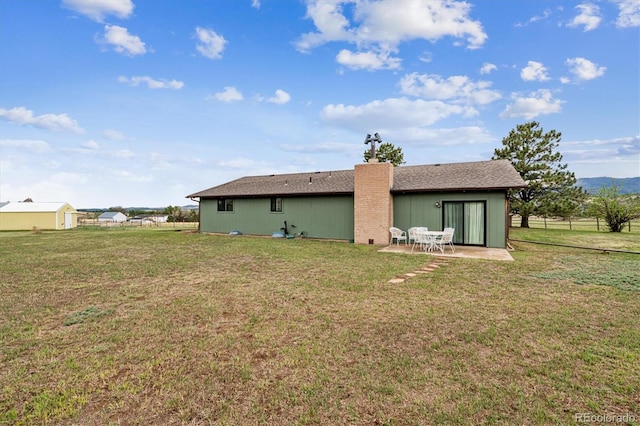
[
  {"xmin": 392, "ymin": 191, "xmax": 508, "ymax": 248},
  {"xmin": 200, "ymin": 195, "xmax": 354, "ymax": 240}
]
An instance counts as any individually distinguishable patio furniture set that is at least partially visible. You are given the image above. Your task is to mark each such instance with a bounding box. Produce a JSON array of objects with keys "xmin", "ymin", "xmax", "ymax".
[{"xmin": 389, "ymin": 226, "xmax": 456, "ymax": 254}]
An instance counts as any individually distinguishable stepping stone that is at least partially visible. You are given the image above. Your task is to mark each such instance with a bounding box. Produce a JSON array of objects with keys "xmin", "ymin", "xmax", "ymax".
[
  {"xmin": 414, "ymin": 270, "xmax": 430, "ymax": 274},
  {"xmin": 428, "ymin": 264, "xmax": 440, "ymax": 268},
  {"xmin": 405, "ymin": 273, "xmax": 417, "ymax": 277},
  {"xmin": 389, "ymin": 278, "xmax": 405, "ymax": 284}
]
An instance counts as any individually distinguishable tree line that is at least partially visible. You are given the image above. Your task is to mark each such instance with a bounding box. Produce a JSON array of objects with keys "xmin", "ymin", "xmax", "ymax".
[{"xmin": 98, "ymin": 206, "xmax": 198, "ymax": 223}]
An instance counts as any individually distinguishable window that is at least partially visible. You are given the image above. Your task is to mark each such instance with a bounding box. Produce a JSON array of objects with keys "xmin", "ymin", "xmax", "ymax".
[
  {"xmin": 443, "ymin": 201, "xmax": 486, "ymax": 246},
  {"xmin": 217, "ymin": 198, "xmax": 233, "ymax": 212},
  {"xmin": 270, "ymin": 197, "xmax": 283, "ymax": 212}
]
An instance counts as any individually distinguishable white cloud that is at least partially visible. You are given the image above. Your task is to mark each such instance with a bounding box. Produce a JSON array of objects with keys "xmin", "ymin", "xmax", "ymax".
[
  {"xmin": 399, "ymin": 73, "xmax": 501, "ymax": 105},
  {"xmin": 1, "ymin": 173, "xmax": 87, "ymax": 204},
  {"xmin": 267, "ymin": 89, "xmax": 292, "ymax": 105},
  {"xmin": 103, "ymin": 129, "xmax": 126, "ymax": 140},
  {"xmin": 563, "ymin": 57, "xmax": 606, "ymax": 82},
  {"xmin": 0, "ymin": 107, "xmax": 84, "ymax": 134},
  {"xmin": 0, "ymin": 139, "xmax": 51, "ymax": 154},
  {"xmin": 117, "ymin": 75, "xmax": 184, "ymax": 89},
  {"xmin": 562, "ymin": 135, "xmax": 640, "ymax": 176},
  {"xmin": 111, "ymin": 149, "xmax": 136, "ymax": 159},
  {"xmin": 251, "ymin": 0, "xmax": 261, "ymax": 9},
  {"xmin": 523, "ymin": 8, "xmax": 554, "ymax": 25},
  {"xmin": 521, "ymin": 61, "xmax": 550, "ymax": 82},
  {"xmin": 480, "ymin": 63, "xmax": 497, "ymax": 74},
  {"xmin": 280, "ymin": 141, "xmax": 356, "ymax": 154},
  {"xmin": 195, "ymin": 27, "xmax": 227, "ymax": 59},
  {"xmin": 354, "ymin": 0, "xmax": 487, "ymax": 47},
  {"xmin": 62, "ymin": 0, "xmax": 134, "ymax": 22},
  {"xmin": 567, "ymin": 3, "xmax": 601, "ymax": 31},
  {"xmin": 336, "ymin": 49, "xmax": 401, "ymax": 70},
  {"xmin": 500, "ymin": 89, "xmax": 564, "ymax": 119},
  {"xmin": 321, "ymin": 97, "xmax": 473, "ymax": 130},
  {"xmin": 213, "ymin": 87, "xmax": 244, "ymax": 102},
  {"xmin": 613, "ymin": 0, "xmax": 640, "ymax": 28},
  {"xmin": 218, "ymin": 157, "xmax": 271, "ymax": 170},
  {"xmin": 418, "ymin": 51, "xmax": 432, "ymax": 63},
  {"xmin": 101, "ymin": 25, "xmax": 146, "ymax": 56},
  {"xmin": 111, "ymin": 169, "xmax": 153, "ymax": 182},
  {"xmin": 296, "ymin": 0, "xmax": 487, "ymax": 70},
  {"xmin": 295, "ymin": 1, "xmax": 354, "ymax": 52},
  {"xmin": 389, "ymin": 126, "xmax": 495, "ymax": 146},
  {"xmin": 81, "ymin": 140, "xmax": 100, "ymax": 150}
]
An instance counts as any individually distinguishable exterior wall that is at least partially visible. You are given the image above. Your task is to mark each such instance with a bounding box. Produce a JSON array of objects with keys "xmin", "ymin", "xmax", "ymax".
[
  {"xmin": 200, "ymin": 195, "xmax": 354, "ymax": 240},
  {"xmin": 392, "ymin": 191, "xmax": 508, "ymax": 248},
  {"xmin": 0, "ymin": 212, "xmax": 56, "ymax": 230},
  {"xmin": 58, "ymin": 203, "xmax": 77, "ymax": 229},
  {"xmin": 354, "ymin": 161, "xmax": 394, "ymax": 245},
  {"xmin": 0, "ymin": 203, "xmax": 77, "ymax": 230}
]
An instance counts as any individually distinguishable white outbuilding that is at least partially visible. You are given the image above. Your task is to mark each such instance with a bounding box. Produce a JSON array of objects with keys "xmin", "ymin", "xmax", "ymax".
[{"xmin": 97, "ymin": 212, "xmax": 128, "ymax": 223}]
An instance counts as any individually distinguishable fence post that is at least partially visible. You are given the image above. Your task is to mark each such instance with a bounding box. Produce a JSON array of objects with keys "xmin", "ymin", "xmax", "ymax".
[
  {"xmin": 629, "ymin": 221, "xmax": 632, "ymax": 232},
  {"xmin": 569, "ymin": 217, "xmax": 572, "ymax": 230},
  {"xmin": 596, "ymin": 217, "xmax": 599, "ymax": 231}
]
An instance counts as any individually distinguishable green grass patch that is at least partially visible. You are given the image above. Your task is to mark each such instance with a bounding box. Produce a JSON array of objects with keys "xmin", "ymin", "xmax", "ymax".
[
  {"xmin": 63, "ymin": 306, "xmax": 115, "ymax": 326},
  {"xmin": 531, "ymin": 255, "xmax": 640, "ymax": 291}
]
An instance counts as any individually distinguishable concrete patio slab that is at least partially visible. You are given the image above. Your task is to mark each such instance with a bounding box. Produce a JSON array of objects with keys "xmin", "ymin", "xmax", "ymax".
[{"xmin": 379, "ymin": 244, "xmax": 514, "ymax": 261}]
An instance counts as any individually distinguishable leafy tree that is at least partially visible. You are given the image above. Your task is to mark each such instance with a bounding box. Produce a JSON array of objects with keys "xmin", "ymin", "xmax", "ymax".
[
  {"xmin": 588, "ymin": 183, "xmax": 640, "ymax": 232},
  {"xmin": 164, "ymin": 205, "xmax": 185, "ymax": 222},
  {"xmin": 541, "ymin": 190, "xmax": 587, "ymax": 221},
  {"xmin": 187, "ymin": 209, "xmax": 198, "ymax": 223},
  {"xmin": 492, "ymin": 121, "xmax": 584, "ymax": 228},
  {"xmin": 363, "ymin": 142, "xmax": 406, "ymax": 166}
]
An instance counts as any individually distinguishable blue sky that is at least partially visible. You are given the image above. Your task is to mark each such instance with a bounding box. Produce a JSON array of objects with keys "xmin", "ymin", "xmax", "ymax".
[{"xmin": 1, "ymin": 0, "xmax": 638, "ymax": 208}]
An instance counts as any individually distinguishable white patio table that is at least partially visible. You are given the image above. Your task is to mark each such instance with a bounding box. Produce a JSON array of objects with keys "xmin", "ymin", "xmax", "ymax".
[{"xmin": 416, "ymin": 230, "xmax": 446, "ymax": 252}]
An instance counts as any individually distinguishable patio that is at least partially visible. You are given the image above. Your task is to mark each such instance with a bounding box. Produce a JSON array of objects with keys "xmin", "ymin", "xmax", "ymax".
[{"xmin": 379, "ymin": 243, "xmax": 514, "ymax": 261}]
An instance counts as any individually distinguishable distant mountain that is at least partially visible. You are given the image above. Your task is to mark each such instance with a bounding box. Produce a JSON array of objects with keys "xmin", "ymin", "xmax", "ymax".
[{"xmin": 577, "ymin": 177, "xmax": 640, "ymax": 194}]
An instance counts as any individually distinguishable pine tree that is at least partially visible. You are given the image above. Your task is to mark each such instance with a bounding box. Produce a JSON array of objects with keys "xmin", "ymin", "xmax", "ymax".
[{"xmin": 492, "ymin": 121, "xmax": 584, "ymax": 227}]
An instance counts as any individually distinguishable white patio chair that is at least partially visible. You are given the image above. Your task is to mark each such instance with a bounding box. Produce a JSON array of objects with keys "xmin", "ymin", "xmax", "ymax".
[
  {"xmin": 434, "ymin": 228, "xmax": 455, "ymax": 253},
  {"xmin": 389, "ymin": 227, "xmax": 407, "ymax": 245},
  {"xmin": 407, "ymin": 227, "xmax": 420, "ymax": 246},
  {"xmin": 410, "ymin": 227, "xmax": 428, "ymax": 251},
  {"xmin": 411, "ymin": 227, "xmax": 431, "ymax": 251}
]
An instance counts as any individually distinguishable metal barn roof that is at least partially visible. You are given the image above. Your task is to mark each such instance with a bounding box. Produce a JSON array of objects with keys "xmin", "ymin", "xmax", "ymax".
[{"xmin": 0, "ymin": 202, "xmax": 72, "ymax": 213}]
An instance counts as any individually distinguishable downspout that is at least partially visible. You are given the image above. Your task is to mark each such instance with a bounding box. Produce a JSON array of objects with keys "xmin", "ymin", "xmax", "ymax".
[{"xmin": 505, "ymin": 192, "xmax": 510, "ymax": 248}]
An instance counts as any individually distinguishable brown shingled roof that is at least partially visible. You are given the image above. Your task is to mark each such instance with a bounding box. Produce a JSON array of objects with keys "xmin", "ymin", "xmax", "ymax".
[
  {"xmin": 186, "ymin": 159, "xmax": 525, "ymax": 199},
  {"xmin": 392, "ymin": 159, "xmax": 526, "ymax": 193}
]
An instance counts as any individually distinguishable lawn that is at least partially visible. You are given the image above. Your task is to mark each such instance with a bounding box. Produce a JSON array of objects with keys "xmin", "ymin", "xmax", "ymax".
[{"xmin": 1, "ymin": 227, "xmax": 638, "ymax": 425}]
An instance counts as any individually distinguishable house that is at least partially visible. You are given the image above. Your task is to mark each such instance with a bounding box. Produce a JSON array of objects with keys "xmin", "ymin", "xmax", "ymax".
[
  {"xmin": 98, "ymin": 212, "xmax": 127, "ymax": 223},
  {"xmin": 186, "ymin": 159, "xmax": 526, "ymax": 249},
  {"xmin": 0, "ymin": 201, "xmax": 78, "ymax": 231}
]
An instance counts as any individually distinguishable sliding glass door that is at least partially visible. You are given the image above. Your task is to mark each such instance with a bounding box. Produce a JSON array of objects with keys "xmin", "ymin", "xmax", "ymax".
[{"xmin": 443, "ymin": 201, "xmax": 486, "ymax": 246}]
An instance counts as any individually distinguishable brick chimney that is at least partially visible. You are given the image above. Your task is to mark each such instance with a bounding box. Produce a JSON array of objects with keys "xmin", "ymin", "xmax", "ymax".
[{"xmin": 354, "ymin": 160, "xmax": 394, "ymax": 245}]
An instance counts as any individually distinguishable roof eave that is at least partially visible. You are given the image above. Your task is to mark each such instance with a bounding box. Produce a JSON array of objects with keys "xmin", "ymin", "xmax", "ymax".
[
  {"xmin": 391, "ymin": 185, "xmax": 527, "ymax": 194},
  {"xmin": 194, "ymin": 190, "xmax": 354, "ymax": 199}
]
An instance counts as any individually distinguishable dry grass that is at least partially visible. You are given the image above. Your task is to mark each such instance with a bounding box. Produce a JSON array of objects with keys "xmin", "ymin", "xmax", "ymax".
[{"xmin": 1, "ymin": 227, "xmax": 639, "ymax": 425}]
